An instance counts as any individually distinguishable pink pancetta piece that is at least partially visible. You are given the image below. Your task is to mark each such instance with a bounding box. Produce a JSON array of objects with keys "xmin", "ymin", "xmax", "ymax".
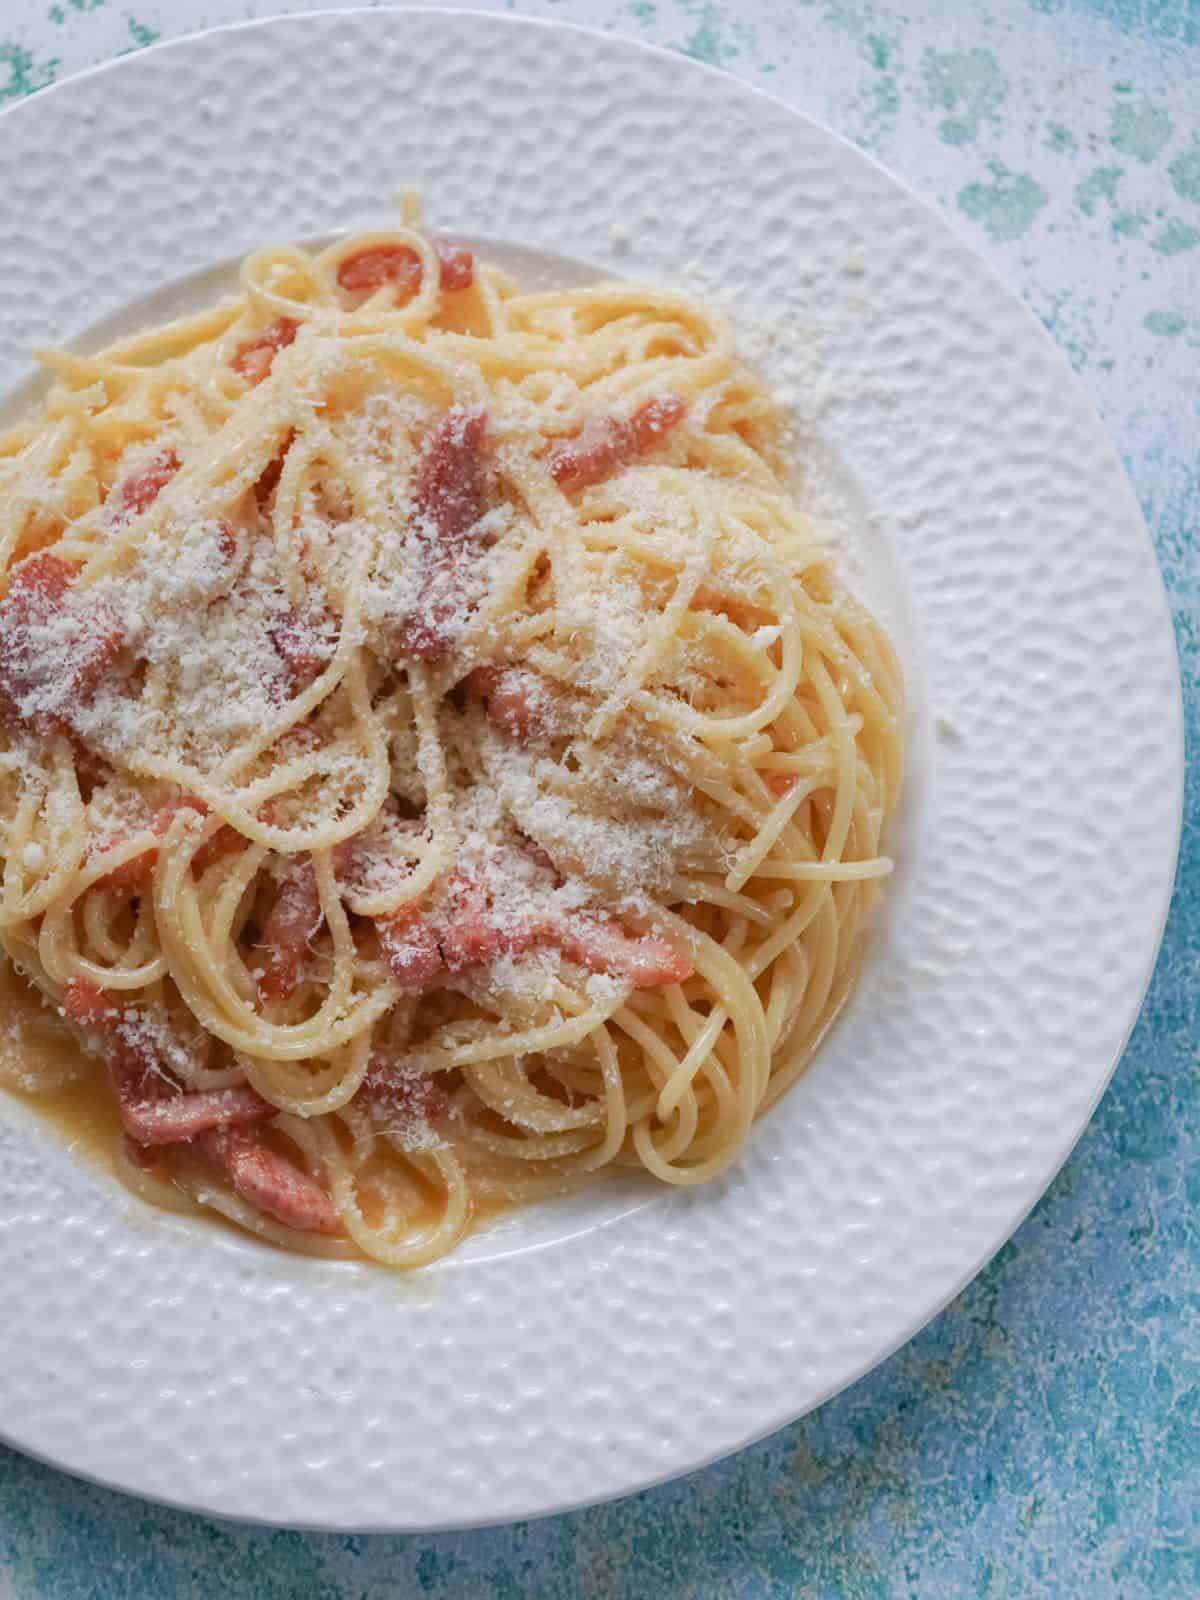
[
  {"xmin": 254, "ymin": 433, "xmax": 293, "ymax": 506},
  {"xmin": 380, "ymin": 869, "xmax": 539, "ymax": 986},
  {"xmin": 464, "ymin": 666, "xmax": 548, "ymax": 742},
  {"xmin": 356, "ymin": 1060, "xmax": 450, "ymax": 1124},
  {"xmin": 393, "ymin": 574, "xmax": 469, "ymax": 662},
  {"xmin": 122, "ymin": 1084, "xmax": 272, "ymax": 1147},
  {"xmin": 90, "ymin": 842, "xmax": 154, "ymax": 895},
  {"xmin": 0, "ymin": 552, "xmax": 123, "ymax": 738},
  {"xmin": 411, "ymin": 406, "xmax": 489, "ymax": 545},
  {"xmin": 189, "ymin": 821, "xmax": 243, "ymax": 875},
  {"xmin": 372, "ymin": 870, "xmax": 691, "ymax": 995},
  {"xmin": 62, "ymin": 977, "xmax": 274, "ymax": 1145},
  {"xmin": 230, "ymin": 316, "xmax": 299, "ymax": 385},
  {"xmin": 432, "ymin": 240, "xmax": 476, "ymax": 292},
  {"xmin": 0, "ymin": 555, "xmax": 69, "ymax": 730},
  {"xmin": 268, "ymin": 608, "xmax": 328, "ymax": 698},
  {"xmin": 62, "ymin": 976, "xmax": 336, "ymax": 1231},
  {"xmin": 62, "ymin": 975, "xmax": 164, "ymax": 1105},
  {"xmin": 376, "ymin": 904, "xmax": 446, "ymax": 993},
  {"xmin": 257, "ymin": 856, "xmax": 323, "ymax": 1001},
  {"xmin": 111, "ymin": 449, "xmax": 178, "ymax": 520},
  {"xmin": 90, "ymin": 795, "xmax": 208, "ymax": 894},
  {"xmin": 3, "ymin": 550, "xmax": 71, "ymax": 608},
  {"xmin": 336, "ymin": 239, "xmax": 475, "ymax": 297},
  {"xmin": 437, "ymin": 905, "xmax": 510, "ymax": 971},
  {"xmin": 62, "ymin": 974, "xmax": 121, "ymax": 1033},
  {"xmin": 201, "ymin": 1126, "xmax": 341, "ymax": 1234},
  {"xmin": 547, "ymin": 394, "xmax": 686, "ymax": 491},
  {"xmin": 544, "ymin": 913, "xmax": 694, "ymax": 988},
  {"xmin": 438, "ymin": 870, "xmax": 539, "ymax": 972},
  {"xmin": 395, "ymin": 407, "xmax": 490, "ymax": 662}
]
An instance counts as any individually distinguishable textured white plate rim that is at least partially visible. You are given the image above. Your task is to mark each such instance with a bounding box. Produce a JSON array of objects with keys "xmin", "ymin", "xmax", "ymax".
[{"xmin": 0, "ymin": 8, "xmax": 1182, "ymax": 1532}]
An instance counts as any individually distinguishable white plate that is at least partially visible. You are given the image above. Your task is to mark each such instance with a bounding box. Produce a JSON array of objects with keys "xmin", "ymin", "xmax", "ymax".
[{"xmin": 0, "ymin": 9, "xmax": 1181, "ymax": 1531}]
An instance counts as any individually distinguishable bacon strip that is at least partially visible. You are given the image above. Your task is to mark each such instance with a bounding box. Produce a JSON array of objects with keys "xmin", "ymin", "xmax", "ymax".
[
  {"xmin": 439, "ymin": 870, "xmax": 536, "ymax": 972},
  {"xmin": 548, "ymin": 395, "xmax": 686, "ymax": 491},
  {"xmin": 336, "ymin": 239, "xmax": 475, "ymax": 296},
  {"xmin": 378, "ymin": 869, "xmax": 535, "ymax": 988},
  {"xmin": 0, "ymin": 554, "xmax": 69, "ymax": 731},
  {"xmin": 464, "ymin": 666, "xmax": 548, "ymax": 741},
  {"xmin": 396, "ymin": 407, "xmax": 490, "ymax": 662},
  {"xmin": 62, "ymin": 975, "xmax": 335, "ymax": 1232},
  {"xmin": 0, "ymin": 552, "xmax": 123, "ymax": 738},
  {"xmin": 62, "ymin": 975, "xmax": 160, "ymax": 1100},
  {"xmin": 396, "ymin": 576, "xmax": 467, "ymax": 663},
  {"xmin": 200, "ymin": 1126, "xmax": 341, "ymax": 1234},
  {"xmin": 64, "ymin": 615, "xmax": 123, "ymax": 703},
  {"xmin": 111, "ymin": 449, "xmax": 178, "ymax": 520},
  {"xmin": 231, "ymin": 316, "xmax": 299, "ymax": 385},
  {"xmin": 433, "ymin": 241, "xmax": 476, "ymax": 292},
  {"xmin": 547, "ymin": 915, "xmax": 694, "ymax": 988},
  {"xmin": 61, "ymin": 976, "xmax": 111, "ymax": 1028},
  {"xmin": 4, "ymin": 550, "xmax": 70, "ymax": 607},
  {"xmin": 267, "ymin": 608, "xmax": 328, "ymax": 698},
  {"xmin": 257, "ymin": 856, "xmax": 323, "ymax": 1001},
  {"xmin": 376, "ymin": 904, "xmax": 445, "ymax": 993},
  {"xmin": 91, "ymin": 795, "xmax": 207, "ymax": 894},
  {"xmin": 375, "ymin": 874, "xmax": 691, "ymax": 995},
  {"xmin": 191, "ymin": 822, "xmax": 243, "ymax": 875},
  {"xmin": 412, "ymin": 406, "xmax": 489, "ymax": 544},
  {"xmin": 356, "ymin": 1060, "xmax": 449, "ymax": 1124},
  {"xmin": 92, "ymin": 845, "xmax": 157, "ymax": 895},
  {"xmin": 254, "ymin": 431, "xmax": 294, "ymax": 507},
  {"xmin": 123, "ymin": 1084, "xmax": 272, "ymax": 1147},
  {"xmin": 93, "ymin": 801, "xmax": 243, "ymax": 891},
  {"xmin": 62, "ymin": 976, "xmax": 272, "ymax": 1142}
]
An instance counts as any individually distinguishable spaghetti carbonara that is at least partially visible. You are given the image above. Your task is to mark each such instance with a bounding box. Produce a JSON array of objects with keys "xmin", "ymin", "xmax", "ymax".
[{"xmin": 0, "ymin": 208, "xmax": 902, "ymax": 1266}]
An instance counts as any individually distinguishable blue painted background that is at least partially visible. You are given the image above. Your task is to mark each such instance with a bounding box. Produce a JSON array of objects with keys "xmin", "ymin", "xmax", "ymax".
[{"xmin": 0, "ymin": 1, "xmax": 1196, "ymax": 1595}]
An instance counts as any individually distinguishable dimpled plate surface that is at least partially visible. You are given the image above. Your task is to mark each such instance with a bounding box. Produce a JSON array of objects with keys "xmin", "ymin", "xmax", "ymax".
[{"xmin": 0, "ymin": 9, "xmax": 1181, "ymax": 1531}]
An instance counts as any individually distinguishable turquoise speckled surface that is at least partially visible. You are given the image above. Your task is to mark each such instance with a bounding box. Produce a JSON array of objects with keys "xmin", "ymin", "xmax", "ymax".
[{"xmin": 0, "ymin": 1, "xmax": 1196, "ymax": 1594}]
